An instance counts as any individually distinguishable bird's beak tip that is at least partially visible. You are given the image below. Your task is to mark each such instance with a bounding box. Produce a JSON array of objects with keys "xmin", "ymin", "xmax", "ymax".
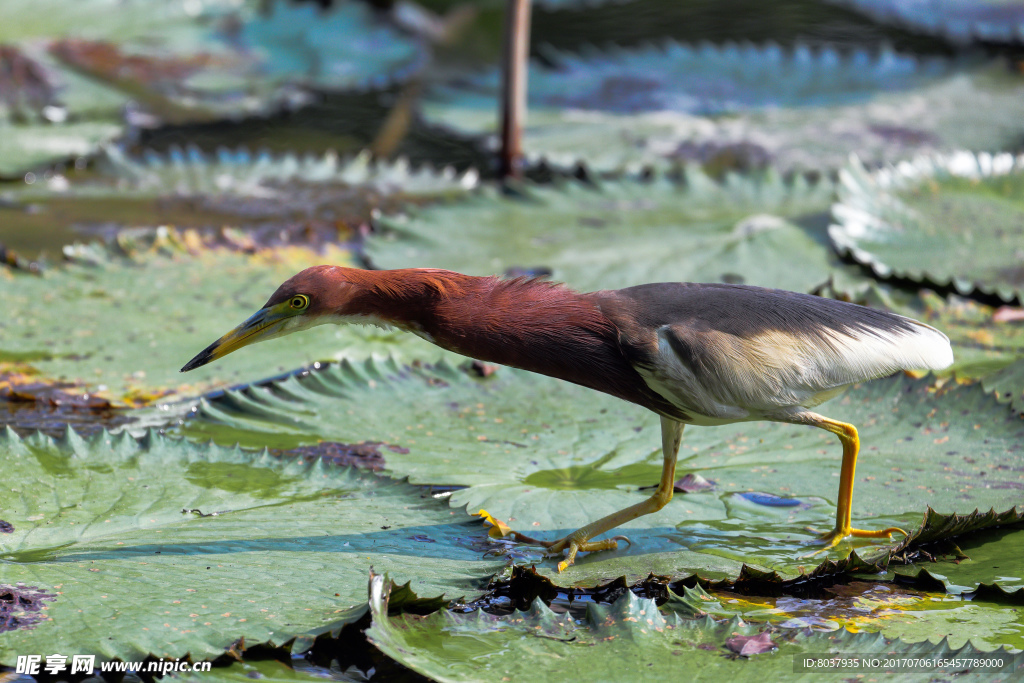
[
  {"xmin": 180, "ymin": 353, "xmax": 208, "ymax": 373},
  {"xmin": 181, "ymin": 306, "xmax": 283, "ymax": 374},
  {"xmin": 181, "ymin": 343, "xmax": 218, "ymax": 373}
]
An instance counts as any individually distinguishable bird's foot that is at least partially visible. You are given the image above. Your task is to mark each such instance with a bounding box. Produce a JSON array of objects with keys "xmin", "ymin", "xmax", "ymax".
[
  {"xmin": 541, "ymin": 535, "xmax": 631, "ymax": 572},
  {"xmin": 473, "ymin": 509, "xmax": 631, "ymax": 571},
  {"xmin": 805, "ymin": 524, "xmax": 909, "ymax": 555}
]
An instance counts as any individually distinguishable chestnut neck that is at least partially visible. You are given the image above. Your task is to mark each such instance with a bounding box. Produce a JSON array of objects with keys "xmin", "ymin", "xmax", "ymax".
[{"xmin": 342, "ymin": 270, "xmax": 682, "ymax": 417}]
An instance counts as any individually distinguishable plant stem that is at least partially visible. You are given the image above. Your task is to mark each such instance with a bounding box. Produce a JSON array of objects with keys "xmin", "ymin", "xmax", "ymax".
[{"xmin": 499, "ymin": 0, "xmax": 532, "ymax": 179}]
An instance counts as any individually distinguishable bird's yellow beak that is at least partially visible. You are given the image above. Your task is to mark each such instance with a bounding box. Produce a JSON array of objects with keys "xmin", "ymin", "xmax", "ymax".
[{"xmin": 180, "ymin": 303, "xmax": 293, "ymax": 372}]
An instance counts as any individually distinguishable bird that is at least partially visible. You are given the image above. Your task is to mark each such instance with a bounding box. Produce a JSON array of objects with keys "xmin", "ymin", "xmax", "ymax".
[{"xmin": 182, "ymin": 266, "xmax": 953, "ymax": 570}]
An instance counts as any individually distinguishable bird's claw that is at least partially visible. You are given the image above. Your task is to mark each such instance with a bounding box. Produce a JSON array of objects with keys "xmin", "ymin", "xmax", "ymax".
[
  {"xmin": 804, "ymin": 524, "xmax": 909, "ymax": 557},
  {"xmin": 474, "ymin": 509, "xmax": 630, "ymax": 571},
  {"xmin": 544, "ymin": 535, "xmax": 631, "ymax": 572}
]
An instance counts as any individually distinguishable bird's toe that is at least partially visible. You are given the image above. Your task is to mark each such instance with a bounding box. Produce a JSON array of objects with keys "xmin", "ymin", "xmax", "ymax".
[
  {"xmin": 805, "ymin": 524, "xmax": 909, "ymax": 557},
  {"xmin": 848, "ymin": 525, "xmax": 908, "ymax": 539}
]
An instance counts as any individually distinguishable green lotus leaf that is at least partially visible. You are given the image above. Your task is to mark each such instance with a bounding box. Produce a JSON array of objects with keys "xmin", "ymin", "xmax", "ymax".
[
  {"xmin": 830, "ymin": 152, "xmax": 1024, "ymax": 304},
  {"xmin": 423, "ymin": 42, "xmax": 1024, "ymax": 172},
  {"xmin": 0, "ymin": 0, "xmax": 240, "ymax": 44},
  {"xmin": 0, "ymin": 240, "xmax": 448, "ymax": 404},
  {"xmin": 46, "ymin": 39, "xmax": 308, "ymax": 129},
  {"xmin": 882, "ymin": 516, "xmax": 1024, "ymax": 595},
  {"xmin": 537, "ymin": 43, "xmax": 947, "ymax": 115},
  {"xmin": 366, "ymin": 574, "xmax": 1015, "ymax": 682},
  {"xmin": 238, "ymin": 0, "xmax": 426, "ymax": 91},
  {"xmin": 0, "ymin": 0, "xmax": 241, "ymax": 176},
  {"xmin": 0, "ymin": 0, "xmax": 426, "ymax": 177},
  {"xmin": 176, "ymin": 356, "xmax": 1024, "ymax": 586},
  {"xmin": 888, "ymin": 507, "xmax": 1024, "ymax": 553},
  {"xmin": 827, "ymin": 0, "xmax": 1024, "ymax": 45},
  {"xmin": 0, "ymin": 46, "xmax": 124, "ymax": 177},
  {"xmin": 0, "ymin": 121, "xmax": 123, "ymax": 179},
  {"xmin": 1, "ymin": 145, "xmax": 478, "ymax": 249},
  {"xmin": 367, "ymin": 171, "xmax": 845, "ymax": 294},
  {"xmin": 0, "ymin": 428, "xmax": 503, "ymax": 664},
  {"xmin": 14, "ymin": 144, "xmax": 478, "ymax": 201},
  {"xmin": 665, "ymin": 582, "xmax": 1024, "ymax": 652},
  {"xmin": 35, "ymin": 0, "xmax": 428, "ymax": 130},
  {"xmin": 985, "ymin": 358, "xmax": 1024, "ymax": 415},
  {"xmin": 121, "ymin": 145, "xmax": 478, "ymax": 197},
  {"xmin": 840, "ymin": 508, "xmax": 1024, "ymax": 595}
]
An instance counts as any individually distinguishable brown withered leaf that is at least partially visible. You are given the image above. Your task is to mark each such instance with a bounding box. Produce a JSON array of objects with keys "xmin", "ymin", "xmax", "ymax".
[
  {"xmin": 49, "ymin": 39, "xmax": 249, "ymax": 126},
  {"xmin": 725, "ymin": 631, "xmax": 777, "ymax": 657},
  {"xmin": 674, "ymin": 473, "xmax": 715, "ymax": 493},
  {"xmin": 0, "ymin": 368, "xmax": 135, "ymax": 437},
  {"xmin": 0, "ymin": 46, "xmax": 58, "ymax": 118}
]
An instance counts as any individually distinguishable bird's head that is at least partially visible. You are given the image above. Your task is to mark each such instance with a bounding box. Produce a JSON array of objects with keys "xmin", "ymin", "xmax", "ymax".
[{"xmin": 181, "ymin": 265, "xmax": 362, "ymax": 372}]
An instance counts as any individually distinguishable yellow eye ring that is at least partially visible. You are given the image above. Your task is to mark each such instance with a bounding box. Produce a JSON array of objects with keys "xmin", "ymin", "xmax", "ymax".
[{"xmin": 288, "ymin": 295, "xmax": 309, "ymax": 310}]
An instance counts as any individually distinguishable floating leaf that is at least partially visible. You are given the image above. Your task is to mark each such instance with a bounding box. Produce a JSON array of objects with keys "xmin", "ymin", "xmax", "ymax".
[
  {"xmin": 0, "ymin": 120, "xmax": 122, "ymax": 179},
  {"xmin": 725, "ymin": 631, "xmax": 777, "ymax": 656},
  {"xmin": 0, "ymin": 238, "xmax": 449, "ymax": 405},
  {"xmin": 366, "ymin": 573, "xmax": 1014, "ymax": 681},
  {"xmin": 0, "ymin": 0, "xmax": 429, "ymax": 177},
  {"xmin": 423, "ymin": 42, "xmax": 1024, "ymax": 171},
  {"xmin": 237, "ymin": 0, "xmax": 427, "ymax": 92},
  {"xmin": 368, "ymin": 171, "xmax": 843, "ymax": 293},
  {"xmin": 537, "ymin": 43, "xmax": 947, "ymax": 115},
  {"xmin": 830, "ymin": 152, "xmax": 1024, "ymax": 304},
  {"xmin": 178, "ymin": 358, "xmax": 1024, "ymax": 585},
  {"xmin": 666, "ymin": 582, "xmax": 1024, "ymax": 652},
  {"xmin": 85, "ymin": 145, "xmax": 479, "ymax": 199},
  {"xmin": 985, "ymin": 358, "xmax": 1024, "ymax": 415},
  {"xmin": 3, "ymin": 145, "xmax": 478, "ymax": 248},
  {"xmin": 0, "ymin": 429, "xmax": 502, "ymax": 662},
  {"xmin": 877, "ymin": 508, "xmax": 1024, "ymax": 594},
  {"xmin": 0, "ymin": 0, "xmax": 240, "ymax": 44},
  {"xmin": 888, "ymin": 507, "xmax": 1024, "ymax": 554},
  {"xmin": 0, "ymin": 366, "xmax": 136, "ymax": 439},
  {"xmin": 47, "ymin": 37, "xmax": 309, "ymax": 127},
  {"xmin": 867, "ymin": 586, "xmax": 1024, "ymax": 654},
  {"xmin": 0, "ymin": 0, "xmax": 243, "ymax": 176},
  {"xmin": 827, "ymin": 0, "xmax": 1024, "ymax": 45}
]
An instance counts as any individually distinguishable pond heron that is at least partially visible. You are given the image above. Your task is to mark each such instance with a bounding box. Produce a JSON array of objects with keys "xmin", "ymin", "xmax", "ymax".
[{"xmin": 182, "ymin": 267, "xmax": 953, "ymax": 570}]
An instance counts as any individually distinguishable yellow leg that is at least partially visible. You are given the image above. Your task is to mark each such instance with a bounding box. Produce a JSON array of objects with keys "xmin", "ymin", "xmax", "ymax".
[
  {"xmin": 811, "ymin": 417, "xmax": 907, "ymax": 552},
  {"xmin": 536, "ymin": 416, "xmax": 685, "ymax": 571}
]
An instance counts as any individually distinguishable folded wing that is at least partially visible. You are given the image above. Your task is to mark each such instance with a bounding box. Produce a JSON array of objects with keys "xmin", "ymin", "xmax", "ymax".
[{"xmin": 608, "ymin": 283, "xmax": 952, "ymax": 421}]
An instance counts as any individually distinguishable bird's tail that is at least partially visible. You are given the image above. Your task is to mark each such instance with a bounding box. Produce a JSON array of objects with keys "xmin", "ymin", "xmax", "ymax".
[{"xmin": 900, "ymin": 320, "xmax": 954, "ymax": 371}]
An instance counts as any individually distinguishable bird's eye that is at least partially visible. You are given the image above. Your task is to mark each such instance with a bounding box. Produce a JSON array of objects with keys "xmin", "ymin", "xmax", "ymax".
[{"xmin": 289, "ymin": 295, "xmax": 309, "ymax": 310}]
